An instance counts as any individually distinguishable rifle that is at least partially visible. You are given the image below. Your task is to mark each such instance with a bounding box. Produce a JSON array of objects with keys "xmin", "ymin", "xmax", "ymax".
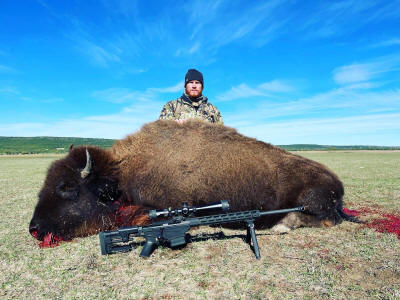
[{"xmin": 99, "ymin": 201, "xmax": 305, "ymax": 259}]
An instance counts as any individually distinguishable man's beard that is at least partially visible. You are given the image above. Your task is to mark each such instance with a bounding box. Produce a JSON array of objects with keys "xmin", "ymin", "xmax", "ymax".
[
  {"xmin": 185, "ymin": 88, "xmax": 202, "ymax": 98},
  {"xmin": 188, "ymin": 91, "xmax": 201, "ymax": 98}
]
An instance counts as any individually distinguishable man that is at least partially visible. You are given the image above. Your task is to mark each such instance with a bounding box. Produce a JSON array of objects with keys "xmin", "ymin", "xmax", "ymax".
[{"xmin": 159, "ymin": 69, "xmax": 223, "ymax": 124}]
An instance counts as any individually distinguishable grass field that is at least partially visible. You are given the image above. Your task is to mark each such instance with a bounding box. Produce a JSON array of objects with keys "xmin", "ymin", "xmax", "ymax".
[{"xmin": 1, "ymin": 151, "xmax": 399, "ymax": 299}]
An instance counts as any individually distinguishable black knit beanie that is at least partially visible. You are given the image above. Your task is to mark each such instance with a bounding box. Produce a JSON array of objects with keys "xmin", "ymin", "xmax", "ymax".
[{"xmin": 185, "ymin": 69, "xmax": 204, "ymax": 87}]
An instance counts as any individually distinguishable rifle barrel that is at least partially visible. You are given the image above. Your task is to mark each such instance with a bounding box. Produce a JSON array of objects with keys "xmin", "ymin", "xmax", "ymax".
[{"xmin": 259, "ymin": 206, "xmax": 305, "ymax": 217}]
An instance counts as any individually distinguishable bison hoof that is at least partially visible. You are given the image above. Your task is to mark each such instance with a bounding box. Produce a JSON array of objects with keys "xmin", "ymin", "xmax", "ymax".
[{"xmin": 270, "ymin": 224, "xmax": 291, "ymax": 234}]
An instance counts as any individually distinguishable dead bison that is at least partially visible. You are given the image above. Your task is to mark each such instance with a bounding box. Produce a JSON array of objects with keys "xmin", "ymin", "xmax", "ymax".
[{"xmin": 29, "ymin": 120, "xmax": 354, "ymax": 246}]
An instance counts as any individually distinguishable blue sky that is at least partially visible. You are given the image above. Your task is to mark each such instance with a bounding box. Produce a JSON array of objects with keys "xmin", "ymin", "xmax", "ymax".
[{"xmin": 1, "ymin": 0, "xmax": 399, "ymax": 146}]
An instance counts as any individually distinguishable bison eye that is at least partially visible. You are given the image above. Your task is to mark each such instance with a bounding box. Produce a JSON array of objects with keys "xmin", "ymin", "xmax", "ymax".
[{"xmin": 56, "ymin": 181, "xmax": 79, "ymax": 200}]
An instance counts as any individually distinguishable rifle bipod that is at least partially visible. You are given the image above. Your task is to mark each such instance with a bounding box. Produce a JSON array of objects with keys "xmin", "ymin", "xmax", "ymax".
[{"xmin": 245, "ymin": 220, "xmax": 261, "ymax": 259}]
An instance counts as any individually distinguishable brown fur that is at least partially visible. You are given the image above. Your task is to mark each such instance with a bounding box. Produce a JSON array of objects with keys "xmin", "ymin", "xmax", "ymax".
[{"xmin": 113, "ymin": 120, "xmax": 344, "ymax": 227}]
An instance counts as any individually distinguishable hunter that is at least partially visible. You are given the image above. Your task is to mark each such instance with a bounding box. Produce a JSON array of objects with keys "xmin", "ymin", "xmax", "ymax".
[{"xmin": 159, "ymin": 69, "xmax": 223, "ymax": 124}]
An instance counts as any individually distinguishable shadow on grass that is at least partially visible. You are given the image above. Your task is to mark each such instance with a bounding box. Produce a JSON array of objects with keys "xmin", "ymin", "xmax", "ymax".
[{"xmin": 107, "ymin": 230, "xmax": 274, "ymax": 257}]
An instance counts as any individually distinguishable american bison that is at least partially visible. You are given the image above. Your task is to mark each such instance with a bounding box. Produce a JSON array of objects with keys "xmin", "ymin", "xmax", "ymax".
[{"xmin": 29, "ymin": 120, "xmax": 355, "ymax": 246}]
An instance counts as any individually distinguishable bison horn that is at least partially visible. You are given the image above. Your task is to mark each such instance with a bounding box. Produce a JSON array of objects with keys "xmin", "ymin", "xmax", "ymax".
[{"xmin": 81, "ymin": 148, "xmax": 92, "ymax": 179}]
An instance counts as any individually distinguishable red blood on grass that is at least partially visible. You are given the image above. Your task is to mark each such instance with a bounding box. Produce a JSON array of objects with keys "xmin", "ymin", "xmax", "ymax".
[
  {"xmin": 358, "ymin": 207, "xmax": 380, "ymax": 215},
  {"xmin": 367, "ymin": 214, "xmax": 400, "ymax": 239},
  {"xmin": 343, "ymin": 208, "xmax": 361, "ymax": 217},
  {"xmin": 343, "ymin": 207, "xmax": 381, "ymax": 216},
  {"xmin": 344, "ymin": 206, "xmax": 400, "ymax": 239}
]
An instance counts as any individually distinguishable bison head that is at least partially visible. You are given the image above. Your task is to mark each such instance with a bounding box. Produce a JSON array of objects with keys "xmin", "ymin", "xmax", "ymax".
[{"xmin": 29, "ymin": 146, "xmax": 122, "ymax": 247}]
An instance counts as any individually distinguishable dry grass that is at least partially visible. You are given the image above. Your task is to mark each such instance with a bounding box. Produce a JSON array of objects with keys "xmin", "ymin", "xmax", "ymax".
[{"xmin": 1, "ymin": 152, "xmax": 399, "ymax": 299}]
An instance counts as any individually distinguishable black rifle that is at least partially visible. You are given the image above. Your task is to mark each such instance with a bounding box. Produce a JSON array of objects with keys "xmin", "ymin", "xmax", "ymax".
[{"xmin": 99, "ymin": 201, "xmax": 305, "ymax": 259}]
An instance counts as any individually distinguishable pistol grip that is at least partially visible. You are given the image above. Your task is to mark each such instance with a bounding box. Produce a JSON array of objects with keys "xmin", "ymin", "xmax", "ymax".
[{"xmin": 140, "ymin": 237, "xmax": 158, "ymax": 257}]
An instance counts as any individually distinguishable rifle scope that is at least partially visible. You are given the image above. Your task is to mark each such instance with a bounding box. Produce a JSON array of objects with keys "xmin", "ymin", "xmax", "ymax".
[{"xmin": 149, "ymin": 200, "xmax": 230, "ymax": 219}]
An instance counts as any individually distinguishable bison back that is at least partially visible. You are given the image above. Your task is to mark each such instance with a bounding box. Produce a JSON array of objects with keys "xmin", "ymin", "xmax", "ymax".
[{"xmin": 113, "ymin": 120, "xmax": 344, "ymax": 225}]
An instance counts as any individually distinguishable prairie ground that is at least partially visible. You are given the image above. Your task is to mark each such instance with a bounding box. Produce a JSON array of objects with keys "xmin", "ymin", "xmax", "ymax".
[{"xmin": 0, "ymin": 151, "xmax": 399, "ymax": 299}]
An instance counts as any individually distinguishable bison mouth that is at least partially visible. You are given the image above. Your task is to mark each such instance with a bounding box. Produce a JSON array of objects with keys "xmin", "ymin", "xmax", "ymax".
[{"xmin": 29, "ymin": 229, "xmax": 64, "ymax": 248}]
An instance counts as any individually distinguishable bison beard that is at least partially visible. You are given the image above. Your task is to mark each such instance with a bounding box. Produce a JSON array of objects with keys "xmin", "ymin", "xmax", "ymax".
[{"xmin": 29, "ymin": 120, "xmax": 353, "ymax": 247}]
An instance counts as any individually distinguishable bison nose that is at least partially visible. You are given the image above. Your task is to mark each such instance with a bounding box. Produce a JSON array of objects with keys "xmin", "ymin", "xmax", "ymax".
[{"xmin": 29, "ymin": 224, "xmax": 40, "ymax": 240}]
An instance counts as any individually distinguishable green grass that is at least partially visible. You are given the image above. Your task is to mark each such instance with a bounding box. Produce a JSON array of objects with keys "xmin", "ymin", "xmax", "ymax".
[{"xmin": 0, "ymin": 151, "xmax": 399, "ymax": 299}]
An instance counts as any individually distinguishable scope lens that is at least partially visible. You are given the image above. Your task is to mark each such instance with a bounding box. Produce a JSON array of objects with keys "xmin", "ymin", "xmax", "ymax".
[
  {"xmin": 149, "ymin": 210, "xmax": 157, "ymax": 219},
  {"xmin": 221, "ymin": 200, "xmax": 230, "ymax": 211}
]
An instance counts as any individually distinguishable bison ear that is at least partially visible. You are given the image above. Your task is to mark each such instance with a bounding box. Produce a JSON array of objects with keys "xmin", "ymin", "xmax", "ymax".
[{"xmin": 69, "ymin": 144, "xmax": 74, "ymax": 152}]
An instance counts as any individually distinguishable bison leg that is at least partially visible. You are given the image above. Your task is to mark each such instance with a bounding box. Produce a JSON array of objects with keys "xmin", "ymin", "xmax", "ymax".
[
  {"xmin": 270, "ymin": 212, "xmax": 303, "ymax": 234},
  {"xmin": 270, "ymin": 223, "xmax": 292, "ymax": 234},
  {"xmin": 270, "ymin": 212, "xmax": 335, "ymax": 234}
]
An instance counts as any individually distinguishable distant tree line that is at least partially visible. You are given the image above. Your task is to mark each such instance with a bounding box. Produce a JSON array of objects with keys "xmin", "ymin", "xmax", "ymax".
[
  {"xmin": 280, "ymin": 144, "xmax": 400, "ymax": 151},
  {"xmin": 0, "ymin": 137, "xmax": 399, "ymax": 154},
  {"xmin": 0, "ymin": 137, "xmax": 115, "ymax": 154}
]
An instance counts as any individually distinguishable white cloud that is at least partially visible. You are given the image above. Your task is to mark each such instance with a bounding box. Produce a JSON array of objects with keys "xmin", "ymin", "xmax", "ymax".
[
  {"xmin": 2, "ymin": 84, "xmax": 400, "ymax": 145},
  {"xmin": 237, "ymin": 113, "xmax": 400, "ymax": 146},
  {"xmin": 187, "ymin": 0, "xmax": 225, "ymax": 37},
  {"xmin": 41, "ymin": 98, "xmax": 64, "ymax": 103},
  {"xmin": 333, "ymin": 55, "xmax": 400, "ymax": 85},
  {"xmin": 372, "ymin": 38, "xmax": 400, "ymax": 48},
  {"xmin": 38, "ymin": 3, "xmax": 135, "ymax": 69},
  {"xmin": 258, "ymin": 80, "xmax": 294, "ymax": 93},
  {"xmin": 211, "ymin": 1, "xmax": 288, "ymax": 49},
  {"xmin": 189, "ymin": 42, "xmax": 200, "ymax": 54},
  {"xmin": 216, "ymin": 80, "xmax": 294, "ymax": 101},
  {"xmin": 343, "ymin": 82, "xmax": 383, "ymax": 90},
  {"xmin": 181, "ymin": 0, "xmax": 289, "ymax": 54},
  {"xmin": 0, "ymin": 87, "xmax": 64, "ymax": 103},
  {"xmin": 217, "ymin": 84, "xmax": 264, "ymax": 101},
  {"xmin": 0, "ymin": 101, "xmax": 160, "ymax": 139},
  {"xmin": 0, "ymin": 65, "xmax": 18, "ymax": 74},
  {"xmin": 2, "ymin": 110, "xmax": 399, "ymax": 145},
  {"xmin": 76, "ymin": 39, "xmax": 121, "ymax": 68},
  {"xmin": 100, "ymin": 0, "xmax": 139, "ymax": 18},
  {"xmin": 0, "ymin": 86, "xmax": 20, "ymax": 94},
  {"xmin": 6, "ymin": 82, "xmax": 184, "ymax": 139},
  {"xmin": 0, "ymin": 119, "xmax": 142, "ymax": 139},
  {"xmin": 333, "ymin": 64, "xmax": 373, "ymax": 84},
  {"xmin": 220, "ymin": 83, "xmax": 400, "ymax": 145},
  {"xmin": 150, "ymin": 82, "xmax": 183, "ymax": 93},
  {"xmin": 68, "ymin": 21, "xmax": 142, "ymax": 68},
  {"xmin": 92, "ymin": 82, "xmax": 182, "ymax": 103},
  {"xmin": 226, "ymin": 86, "xmax": 400, "ymax": 122},
  {"xmin": 92, "ymin": 88, "xmax": 136, "ymax": 103},
  {"xmin": 299, "ymin": 1, "xmax": 400, "ymax": 39},
  {"xmin": 365, "ymin": 0, "xmax": 400, "ymax": 23}
]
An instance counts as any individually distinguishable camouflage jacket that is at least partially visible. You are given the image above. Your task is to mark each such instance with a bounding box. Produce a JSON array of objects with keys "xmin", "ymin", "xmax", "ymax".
[{"xmin": 159, "ymin": 94, "xmax": 223, "ymax": 124}]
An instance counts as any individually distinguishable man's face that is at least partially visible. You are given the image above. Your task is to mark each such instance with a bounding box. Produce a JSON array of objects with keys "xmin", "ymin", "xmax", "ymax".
[{"xmin": 185, "ymin": 80, "xmax": 203, "ymax": 98}]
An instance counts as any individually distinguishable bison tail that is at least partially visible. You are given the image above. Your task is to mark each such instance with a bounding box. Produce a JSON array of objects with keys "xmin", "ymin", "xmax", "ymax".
[{"xmin": 337, "ymin": 207, "xmax": 362, "ymax": 223}]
